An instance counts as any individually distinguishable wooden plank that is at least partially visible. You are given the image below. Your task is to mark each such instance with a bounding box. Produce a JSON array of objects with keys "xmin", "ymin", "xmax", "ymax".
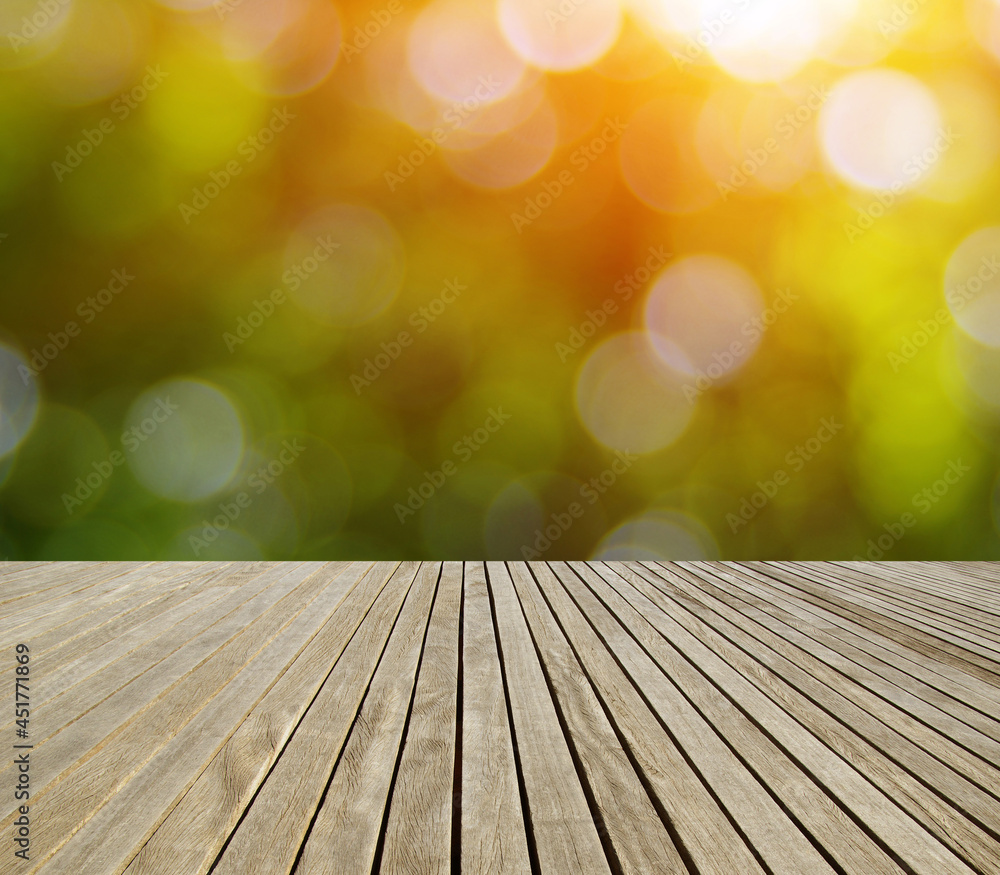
[
  {"xmin": 943, "ymin": 562, "xmax": 1000, "ymax": 583},
  {"xmin": 196, "ymin": 562, "xmax": 273, "ymax": 585},
  {"xmin": 486, "ymin": 562, "xmax": 610, "ymax": 874},
  {"xmin": 905, "ymin": 563, "xmax": 1000, "ymax": 603},
  {"xmin": 723, "ymin": 564, "xmax": 1000, "ymax": 751},
  {"xmin": 0, "ymin": 586, "xmax": 221, "ymax": 736},
  {"xmin": 627, "ymin": 561, "xmax": 1000, "ymax": 873},
  {"xmin": 0, "ymin": 562, "xmax": 301, "ymax": 796},
  {"xmin": 740, "ymin": 563, "xmax": 1000, "ymax": 685},
  {"xmin": 2, "ymin": 559, "xmax": 997, "ymax": 875},
  {"xmin": 210, "ymin": 562, "xmax": 418, "ymax": 875},
  {"xmin": 781, "ymin": 563, "xmax": 1000, "ymax": 705},
  {"xmin": 854, "ymin": 562, "xmax": 1000, "ymax": 622},
  {"xmin": 808, "ymin": 568, "xmax": 1000, "ymax": 685},
  {"xmin": 27, "ymin": 584, "xmax": 234, "ymax": 716},
  {"xmin": 770, "ymin": 562, "xmax": 1000, "ymax": 661},
  {"xmin": 0, "ymin": 566, "xmax": 153, "ymax": 638},
  {"xmin": 753, "ymin": 563, "xmax": 1000, "ymax": 714},
  {"xmin": 0, "ymin": 561, "xmax": 57, "ymax": 588},
  {"xmin": 380, "ymin": 562, "xmax": 462, "ymax": 875},
  {"xmin": 1, "ymin": 565, "xmax": 223, "ymax": 650},
  {"xmin": 38, "ymin": 563, "xmax": 365, "ymax": 875},
  {"xmin": 506, "ymin": 562, "xmax": 688, "ymax": 875},
  {"xmin": 699, "ymin": 563, "xmax": 1000, "ymax": 762},
  {"xmin": 26, "ymin": 565, "xmax": 228, "ymax": 664},
  {"xmin": 533, "ymin": 563, "xmax": 765, "ymax": 875},
  {"xmin": 552, "ymin": 562, "xmax": 838, "ymax": 875},
  {"xmin": 0, "ymin": 564, "xmax": 203, "ymax": 622},
  {"xmin": 874, "ymin": 563, "xmax": 1000, "ymax": 612},
  {"xmin": 3, "ymin": 571, "xmax": 211, "ymax": 718},
  {"xmin": 811, "ymin": 564, "xmax": 1000, "ymax": 638},
  {"xmin": 0, "ymin": 563, "xmax": 328, "ymax": 844},
  {"xmin": 0, "ymin": 564, "xmax": 109, "ymax": 615},
  {"xmin": 0, "ymin": 563, "xmax": 143, "ymax": 608},
  {"xmin": 122, "ymin": 562, "xmax": 383, "ymax": 875},
  {"xmin": 294, "ymin": 562, "xmax": 441, "ymax": 874},
  {"xmin": 26, "ymin": 577, "xmax": 198, "ymax": 662},
  {"xmin": 591, "ymin": 562, "xmax": 975, "ymax": 875},
  {"xmin": 656, "ymin": 563, "xmax": 1000, "ymax": 800},
  {"xmin": 460, "ymin": 562, "xmax": 531, "ymax": 875}
]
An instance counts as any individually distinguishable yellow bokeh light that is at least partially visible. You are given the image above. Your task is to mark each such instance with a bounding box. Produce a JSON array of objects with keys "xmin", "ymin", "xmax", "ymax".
[
  {"xmin": 221, "ymin": 0, "xmax": 342, "ymax": 96},
  {"xmin": 945, "ymin": 225, "xmax": 1000, "ymax": 348},
  {"xmin": 36, "ymin": 0, "xmax": 142, "ymax": 105},
  {"xmin": 408, "ymin": 0, "xmax": 527, "ymax": 104},
  {"xmin": 644, "ymin": 254, "xmax": 765, "ymax": 380},
  {"xmin": 498, "ymin": 0, "xmax": 622, "ymax": 71},
  {"xmin": 819, "ymin": 68, "xmax": 944, "ymax": 192},
  {"xmin": 621, "ymin": 95, "xmax": 719, "ymax": 213},
  {"xmin": 575, "ymin": 331, "xmax": 695, "ymax": 455},
  {"xmin": 285, "ymin": 204, "xmax": 406, "ymax": 327}
]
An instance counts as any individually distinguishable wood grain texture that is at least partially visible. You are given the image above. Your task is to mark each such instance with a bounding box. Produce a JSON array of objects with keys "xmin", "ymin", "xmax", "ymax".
[
  {"xmin": 460, "ymin": 562, "xmax": 531, "ymax": 875},
  {"xmin": 711, "ymin": 563, "xmax": 1000, "ymax": 762},
  {"xmin": 805, "ymin": 563, "xmax": 1000, "ymax": 639},
  {"xmin": 123, "ymin": 562, "xmax": 373, "ymax": 875},
  {"xmin": 1, "ymin": 560, "xmax": 996, "ymax": 875},
  {"xmin": 0, "ymin": 563, "xmax": 329, "ymax": 864},
  {"xmin": 887, "ymin": 563, "xmax": 1000, "ymax": 615},
  {"xmin": 210, "ymin": 562, "xmax": 416, "ymax": 875},
  {"xmin": 789, "ymin": 562, "xmax": 1000, "ymax": 653},
  {"xmin": 1, "ymin": 567, "xmax": 151, "ymax": 639},
  {"xmin": 506, "ymin": 563, "xmax": 688, "ymax": 875},
  {"xmin": 0, "ymin": 570, "xmax": 224, "ymax": 741},
  {"xmin": 0, "ymin": 563, "xmax": 143, "ymax": 612},
  {"xmin": 770, "ymin": 562, "xmax": 1000, "ymax": 721},
  {"xmin": 555, "ymin": 562, "xmax": 836, "ymax": 875},
  {"xmin": 29, "ymin": 584, "xmax": 233, "ymax": 715},
  {"xmin": 596, "ymin": 562, "xmax": 971, "ymax": 875},
  {"xmin": 736, "ymin": 562, "xmax": 1000, "ymax": 688},
  {"xmin": 39, "ymin": 564, "xmax": 360, "ymax": 875},
  {"xmin": 536, "ymin": 562, "xmax": 765, "ymax": 875},
  {"xmin": 293, "ymin": 562, "xmax": 440, "ymax": 875},
  {"xmin": 380, "ymin": 562, "xmax": 462, "ymax": 875},
  {"xmin": 627, "ymin": 562, "xmax": 1000, "ymax": 873},
  {"xmin": 660, "ymin": 562, "xmax": 1000, "ymax": 800},
  {"xmin": 0, "ymin": 563, "xmax": 310, "ymax": 824},
  {"xmin": 486, "ymin": 562, "xmax": 610, "ymax": 875}
]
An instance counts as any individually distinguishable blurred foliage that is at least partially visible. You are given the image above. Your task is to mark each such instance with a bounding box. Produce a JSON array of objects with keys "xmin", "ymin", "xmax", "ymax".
[{"xmin": 1, "ymin": 0, "xmax": 999, "ymax": 560}]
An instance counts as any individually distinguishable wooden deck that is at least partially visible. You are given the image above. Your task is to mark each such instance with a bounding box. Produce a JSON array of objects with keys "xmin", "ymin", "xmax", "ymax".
[{"xmin": 2, "ymin": 561, "xmax": 1000, "ymax": 874}]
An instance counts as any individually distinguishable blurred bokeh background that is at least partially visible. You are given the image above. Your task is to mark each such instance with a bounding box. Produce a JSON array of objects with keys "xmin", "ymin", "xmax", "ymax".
[{"xmin": 1, "ymin": 0, "xmax": 1000, "ymax": 560}]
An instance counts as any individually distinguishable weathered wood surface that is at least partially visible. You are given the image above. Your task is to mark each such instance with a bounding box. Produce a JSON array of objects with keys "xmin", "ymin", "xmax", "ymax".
[{"xmin": 1, "ymin": 561, "xmax": 998, "ymax": 875}]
